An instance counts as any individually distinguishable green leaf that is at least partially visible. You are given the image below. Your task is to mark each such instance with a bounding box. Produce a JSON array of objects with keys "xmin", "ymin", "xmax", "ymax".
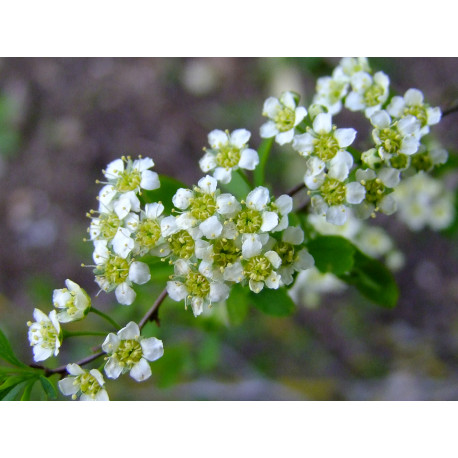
[
  {"xmin": 20, "ymin": 379, "xmax": 36, "ymax": 401},
  {"xmin": 226, "ymin": 283, "xmax": 250, "ymax": 326},
  {"xmin": 254, "ymin": 137, "xmax": 274, "ymax": 187},
  {"xmin": 0, "ymin": 328, "xmax": 27, "ymax": 368},
  {"xmin": 142, "ymin": 175, "xmax": 188, "ymax": 213},
  {"xmin": 340, "ymin": 250, "xmax": 399, "ymax": 309},
  {"xmin": 39, "ymin": 376, "xmax": 58, "ymax": 400},
  {"xmin": 221, "ymin": 170, "xmax": 251, "ymax": 201},
  {"xmin": 307, "ymin": 235, "xmax": 355, "ymax": 276},
  {"xmin": 249, "ymin": 287, "xmax": 296, "ymax": 317},
  {"xmin": 1, "ymin": 381, "xmax": 27, "ymax": 401}
]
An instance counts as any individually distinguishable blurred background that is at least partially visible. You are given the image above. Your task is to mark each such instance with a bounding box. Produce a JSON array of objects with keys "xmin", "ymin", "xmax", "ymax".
[{"xmin": 1, "ymin": 57, "xmax": 458, "ymax": 400}]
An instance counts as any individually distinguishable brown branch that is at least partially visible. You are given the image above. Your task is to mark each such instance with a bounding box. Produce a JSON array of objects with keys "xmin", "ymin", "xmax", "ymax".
[
  {"xmin": 139, "ymin": 288, "xmax": 168, "ymax": 329},
  {"xmin": 287, "ymin": 182, "xmax": 306, "ymax": 197},
  {"xmin": 442, "ymin": 104, "xmax": 458, "ymax": 118}
]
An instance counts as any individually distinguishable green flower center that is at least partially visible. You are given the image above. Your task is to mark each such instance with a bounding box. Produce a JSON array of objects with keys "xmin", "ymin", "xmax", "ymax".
[
  {"xmin": 30, "ymin": 321, "xmax": 58, "ymax": 349},
  {"xmin": 362, "ymin": 178, "xmax": 386, "ymax": 204},
  {"xmin": 212, "ymin": 238, "xmax": 241, "ymax": 268},
  {"xmin": 313, "ymin": 132, "xmax": 340, "ymax": 161},
  {"xmin": 389, "ymin": 153, "xmax": 410, "ymax": 170},
  {"xmin": 243, "ymin": 255, "xmax": 273, "ymax": 282},
  {"xmin": 274, "ymin": 107, "xmax": 296, "ymax": 132},
  {"xmin": 275, "ymin": 241, "xmax": 296, "ymax": 266},
  {"xmin": 116, "ymin": 169, "xmax": 142, "ymax": 193},
  {"xmin": 97, "ymin": 213, "xmax": 121, "ymax": 240},
  {"xmin": 320, "ymin": 177, "xmax": 346, "ymax": 206},
  {"xmin": 75, "ymin": 372, "xmax": 103, "ymax": 397},
  {"xmin": 114, "ymin": 339, "xmax": 143, "ymax": 368},
  {"xmin": 99, "ymin": 256, "xmax": 130, "ymax": 286},
  {"xmin": 378, "ymin": 127, "xmax": 402, "ymax": 155},
  {"xmin": 411, "ymin": 152, "xmax": 433, "ymax": 172},
  {"xmin": 184, "ymin": 271, "xmax": 211, "ymax": 298},
  {"xmin": 364, "ymin": 84, "xmax": 384, "ymax": 107},
  {"xmin": 216, "ymin": 144, "xmax": 241, "ymax": 169},
  {"xmin": 168, "ymin": 230, "xmax": 195, "ymax": 259},
  {"xmin": 136, "ymin": 219, "xmax": 161, "ymax": 249},
  {"xmin": 404, "ymin": 106, "xmax": 427, "ymax": 126},
  {"xmin": 189, "ymin": 192, "xmax": 217, "ymax": 220},
  {"xmin": 235, "ymin": 208, "xmax": 263, "ymax": 234}
]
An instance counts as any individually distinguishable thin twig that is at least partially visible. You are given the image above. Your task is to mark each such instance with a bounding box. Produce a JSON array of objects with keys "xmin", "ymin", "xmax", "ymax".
[
  {"xmin": 139, "ymin": 288, "xmax": 168, "ymax": 329},
  {"xmin": 442, "ymin": 104, "xmax": 458, "ymax": 117},
  {"xmin": 287, "ymin": 182, "xmax": 306, "ymax": 197}
]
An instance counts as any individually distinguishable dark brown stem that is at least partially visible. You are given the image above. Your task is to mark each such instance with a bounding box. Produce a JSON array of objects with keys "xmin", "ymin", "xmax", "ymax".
[
  {"xmin": 287, "ymin": 182, "xmax": 306, "ymax": 197},
  {"xmin": 139, "ymin": 288, "xmax": 168, "ymax": 329},
  {"xmin": 442, "ymin": 104, "xmax": 458, "ymax": 117}
]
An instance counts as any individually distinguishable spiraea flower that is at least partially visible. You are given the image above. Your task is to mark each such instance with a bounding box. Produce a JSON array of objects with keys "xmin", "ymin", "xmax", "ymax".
[
  {"xmin": 345, "ymin": 71, "xmax": 390, "ymax": 117},
  {"xmin": 271, "ymin": 227, "xmax": 315, "ymax": 286},
  {"xmin": 352, "ymin": 168, "xmax": 399, "ymax": 219},
  {"xmin": 333, "ymin": 57, "xmax": 371, "ymax": 81},
  {"xmin": 387, "ymin": 88, "xmax": 441, "ymax": 136},
  {"xmin": 92, "ymin": 240, "xmax": 151, "ymax": 305},
  {"xmin": 312, "ymin": 70, "xmax": 350, "ymax": 116},
  {"xmin": 58, "ymin": 364, "xmax": 109, "ymax": 401},
  {"xmin": 241, "ymin": 249, "xmax": 282, "ymax": 293},
  {"xmin": 27, "ymin": 309, "xmax": 62, "ymax": 362},
  {"xmin": 52, "ymin": 279, "xmax": 91, "ymax": 323},
  {"xmin": 409, "ymin": 146, "xmax": 448, "ymax": 173},
  {"xmin": 102, "ymin": 322, "xmax": 164, "ymax": 382},
  {"xmin": 167, "ymin": 259, "xmax": 230, "ymax": 316},
  {"xmin": 260, "ymin": 91, "xmax": 307, "ymax": 145},
  {"xmin": 370, "ymin": 110, "xmax": 421, "ymax": 170},
  {"xmin": 199, "ymin": 129, "xmax": 259, "ymax": 184},
  {"xmin": 160, "ymin": 216, "xmax": 200, "ymax": 261},
  {"xmin": 293, "ymin": 112, "xmax": 356, "ymax": 179},
  {"xmin": 307, "ymin": 172, "xmax": 366, "ymax": 225}
]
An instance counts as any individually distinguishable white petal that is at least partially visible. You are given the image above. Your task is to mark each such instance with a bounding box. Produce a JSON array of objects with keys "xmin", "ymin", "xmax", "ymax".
[
  {"xmin": 104, "ymin": 159, "xmax": 124, "ymax": 180},
  {"xmin": 176, "ymin": 212, "xmax": 197, "ymax": 230},
  {"xmin": 161, "ymin": 215, "xmax": 179, "ymax": 237},
  {"xmin": 387, "ymin": 96, "xmax": 405, "ymax": 118},
  {"xmin": 294, "ymin": 106, "xmax": 307, "ymax": 126},
  {"xmin": 404, "ymin": 88, "xmax": 423, "ymax": 106},
  {"xmin": 199, "ymin": 152, "xmax": 217, "ymax": 172},
  {"xmin": 249, "ymin": 280, "xmax": 264, "ymax": 294},
  {"xmin": 140, "ymin": 170, "xmax": 160, "ymax": 191},
  {"xmin": 265, "ymin": 272, "xmax": 281, "ymax": 289},
  {"xmin": 263, "ymin": 97, "xmax": 282, "ymax": 118},
  {"xmin": 66, "ymin": 363, "xmax": 85, "ymax": 376},
  {"xmin": 305, "ymin": 156, "xmax": 326, "ymax": 176},
  {"xmin": 246, "ymin": 186, "xmax": 270, "ymax": 210},
  {"xmin": 346, "ymin": 182, "xmax": 366, "ymax": 204},
  {"xmin": 89, "ymin": 369, "xmax": 105, "ymax": 387},
  {"xmin": 199, "ymin": 215, "xmax": 223, "ymax": 239},
  {"xmin": 175, "ymin": 259, "xmax": 191, "ymax": 276},
  {"xmin": 213, "ymin": 167, "xmax": 232, "ymax": 184},
  {"xmin": 102, "ymin": 332, "xmax": 120, "ymax": 354},
  {"xmin": 238, "ymin": 148, "xmax": 259, "ymax": 170},
  {"xmin": 379, "ymin": 194, "xmax": 397, "ymax": 215},
  {"xmin": 209, "ymin": 282, "xmax": 230, "ymax": 303},
  {"xmin": 265, "ymin": 250, "xmax": 282, "ymax": 269},
  {"xmin": 172, "ymin": 188, "xmax": 193, "ymax": 209},
  {"xmin": 370, "ymin": 110, "xmax": 391, "ymax": 129},
  {"xmin": 334, "ymin": 128, "xmax": 356, "ymax": 148},
  {"xmin": 98, "ymin": 185, "xmax": 117, "ymax": 209},
  {"xmin": 198, "ymin": 176, "xmax": 218, "ymax": 195},
  {"xmin": 400, "ymin": 136, "xmax": 420, "ymax": 156},
  {"xmin": 275, "ymin": 194, "xmax": 293, "ymax": 215},
  {"xmin": 378, "ymin": 168, "xmax": 400, "ymax": 188},
  {"xmin": 33, "ymin": 346, "xmax": 53, "ymax": 362},
  {"xmin": 242, "ymin": 235, "xmax": 263, "ymax": 258},
  {"xmin": 112, "ymin": 227, "xmax": 134, "ymax": 258},
  {"xmin": 104, "ymin": 357, "xmax": 123, "ymax": 379},
  {"xmin": 94, "ymin": 389, "xmax": 109, "ymax": 401},
  {"xmin": 144, "ymin": 202, "xmax": 164, "ymax": 219},
  {"xmin": 58, "ymin": 377, "xmax": 79, "ymax": 396},
  {"xmin": 292, "ymin": 132, "xmax": 314, "ymax": 155},
  {"xmin": 141, "ymin": 337, "xmax": 164, "ymax": 362},
  {"xmin": 191, "ymin": 297, "xmax": 204, "ymax": 317},
  {"xmin": 261, "ymin": 211, "xmax": 279, "ymax": 232},
  {"xmin": 259, "ymin": 120, "xmax": 279, "ymax": 138},
  {"xmin": 398, "ymin": 116, "xmax": 420, "ymax": 136},
  {"xmin": 345, "ymin": 92, "xmax": 365, "ymax": 111},
  {"xmin": 208, "ymin": 129, "xmax": 228, "ymax": 149},
  {"xmin": 216, "ymin": 193, "xmax": 241, "ymax": 215},
  {"xmin": 282, "ymin": 226, "xmax": 304, "ymax": 245},
  {"xmin": 133, "ymin": 157, "xmax": 155, "ymax": 172},
  {"xmin": 223, "ymin": 262, "xmax": 244, "ymax": 282},
  {"xmin": 427, "ymin": 107, "xmax": 441, "ymax": 125},
  {"xmin": 281, "ymin": 91, "xmax": 297, "ymax": 110},
  {"xmin": 295, "ymin": 249, "xmax": 315, "ymax": 270},
  {"xmin": 167, "ymin": 281, "xmax": 188, "ymax": 301},
  {"xmin": 275, "ymin": 129, "xmax": 295, "ymax": 145},
  {"xmin": 115, "ymin": 283, "xmax": 136, "ymax": 305},
  {"xmin": 118, "ymin": 321, "xmax": 140, "ymax": 340},
  {"xmin": 230, "ymin": 129, "xmax": 251, "ymax": 148},
  {"xmin": 326, "ymin": 205, "xmax": 348, "ymax": 225},
  {"xmin": 129, "ymin": 261, "xmax": 151, "ymax": 285},
  {"xmin": 313, "ymin": 113, "xmax": 332, "ymax": 134}
]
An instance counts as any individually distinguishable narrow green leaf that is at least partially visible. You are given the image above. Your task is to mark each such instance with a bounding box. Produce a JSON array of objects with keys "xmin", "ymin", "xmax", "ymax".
[
  {"xmin": 142, "ymin": 175, "xmax": 188, "ymax": 213},
  {"xmin": 340, "ymin": 250, "xmax": 399, "ymax": 309},
  {"xmin": 0, "ymin": 328, "xmax": 27, "ymax": 368},
  {"xmin": 20, "ymin": 379, "xmax": 37, "ymax": 401},
  {"xmin": 254, "ymin": 137, "xmax": 274, "ymax": 187},
  {"xmin": 249, "ymin": 287, "xmax": 295, "ymax": 317},
  {"xmin": 226, "ymin": 284, "xmax": 250, "ymax": 326},
  {"xmin": 39, "ymin": 376, "xmax": 58, "ymax": 400},
  {"xmin": 0, "ymin": 376, "xmax": 29, "ymax": 391},
  {"xmin": 307, "ymin": 235, "xmax": 355, "ymax": 276},
  {"xmin": 1, "ymin": 381, "xmax": 27, "ymax": 401}
]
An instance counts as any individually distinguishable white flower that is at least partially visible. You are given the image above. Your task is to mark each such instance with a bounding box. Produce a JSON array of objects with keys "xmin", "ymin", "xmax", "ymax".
[
  {"xmin": 167, "ymin": 259, "xmax": 230, "ymax": 317},
  {"xmin": 260, "ymin": 91, "xmax": 307, "ymax": 145},
  {"xmin": 387, "ymin": 88, "xmax": 441, "ymax": 136},
  {"xmin": 274, "ymin": 227, "xmax": 315, "ymax": 285},
  {"xmin": 102, "ymin": 322, "xmax": 164, "ymax": 382},
  {"xmin": 334, "ymin": 57, "xmax": 371, "ymax": 81},
  {"xmin": 133, "ymin": 202, "xmax": 168, "ymax": 257},
  {"xmin": 312, "ymin": 74, "xmax": 349, "ymax": 115},
  {"xmin": 345, "ymin": 71, "xmax": 390, "ymax": 117},
  {"xmin": 93, "ymin": 240, "xmax": 151, "ymax": 305},
  {"xmin": 242, "ymin": 250, "xmax": 282, "ymax": 293},
  {"xmin": 53, "ymin": 279, "xmax": 91, "ymax": 323},
  {"xmin": 355, "ymin": 226, "xmax": 393, "ymax": 258},
  {"xmin": 58, "ymin": 364, "xmax": 109, "ymax": 401},
  {"xmin": 88, "ymin": 209, "xmax": 139, "ymax": 244},
  {"xmin": 199, "ymin": 129, "xmax": 259, "ymax": 184},
  {"xmin": 27, "ymin": 309, "xmax": 62, "ymax": 362}
]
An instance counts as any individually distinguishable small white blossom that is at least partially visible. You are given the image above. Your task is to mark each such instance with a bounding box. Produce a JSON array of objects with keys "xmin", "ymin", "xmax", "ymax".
[
  {"xmin": 242, "ymin": 250, "xmax": 282, "ymax": 293},
  {"xmin": 102, "ymin": 322, "xmax": 164, "ymax": 382},
  {"xmin": 53, "ymin": 279, "xmax": 91, "ymax": 323},
  {"xmin": 199, "ymin": 129, "xmax": 259, "ymax": 184},
  {"xmin": 58, "ymin": 364, "xmax": 109, "ymax": 401},
  {"xmin": 27, "ymin": 309, "xmax": 62, "ymax": 362},
  {"xmin": 260, "ymin": 91, "xmax": 307, "ymax": 145}
]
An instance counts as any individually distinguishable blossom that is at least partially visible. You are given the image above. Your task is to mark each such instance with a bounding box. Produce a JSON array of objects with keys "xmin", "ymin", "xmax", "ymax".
[
  {"xmin": 102, "ymin": 322, "xmax": 164, "ymax": 382},
  {"xmin": 345, "ymin": 71, "xmax": 390, "ymax": 117},
  {"xmin": 241, "ymin": 250, "xmax": 282, "ymax": 293},
  {"xmin": 58, "ymin": 364, "xmax": 109, "ymax": 401},
  {"xmin": 260, "ymin": 91, "xmax": 307, "ymax": 145},
  {"xmin": 27, "ymin": 309, "xmax": 62, "ymax": 362},
  {"xmin": 312, "ymin": 73, "xmax": 349, "ymax": 115},
  {"xmin": 93, "ymin": 240, "xmax": 151, "ymax": 305},
  {"xmin": 167, "ymin": 259, "xmax": 230, "ymax": 316},
  {"xmin": 199, "ymin": 129, "xmax": 259, "ymax": 184},
  {"xmin": 52, "ymin": 279, "xmax": 91, "ymax": 323}
]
